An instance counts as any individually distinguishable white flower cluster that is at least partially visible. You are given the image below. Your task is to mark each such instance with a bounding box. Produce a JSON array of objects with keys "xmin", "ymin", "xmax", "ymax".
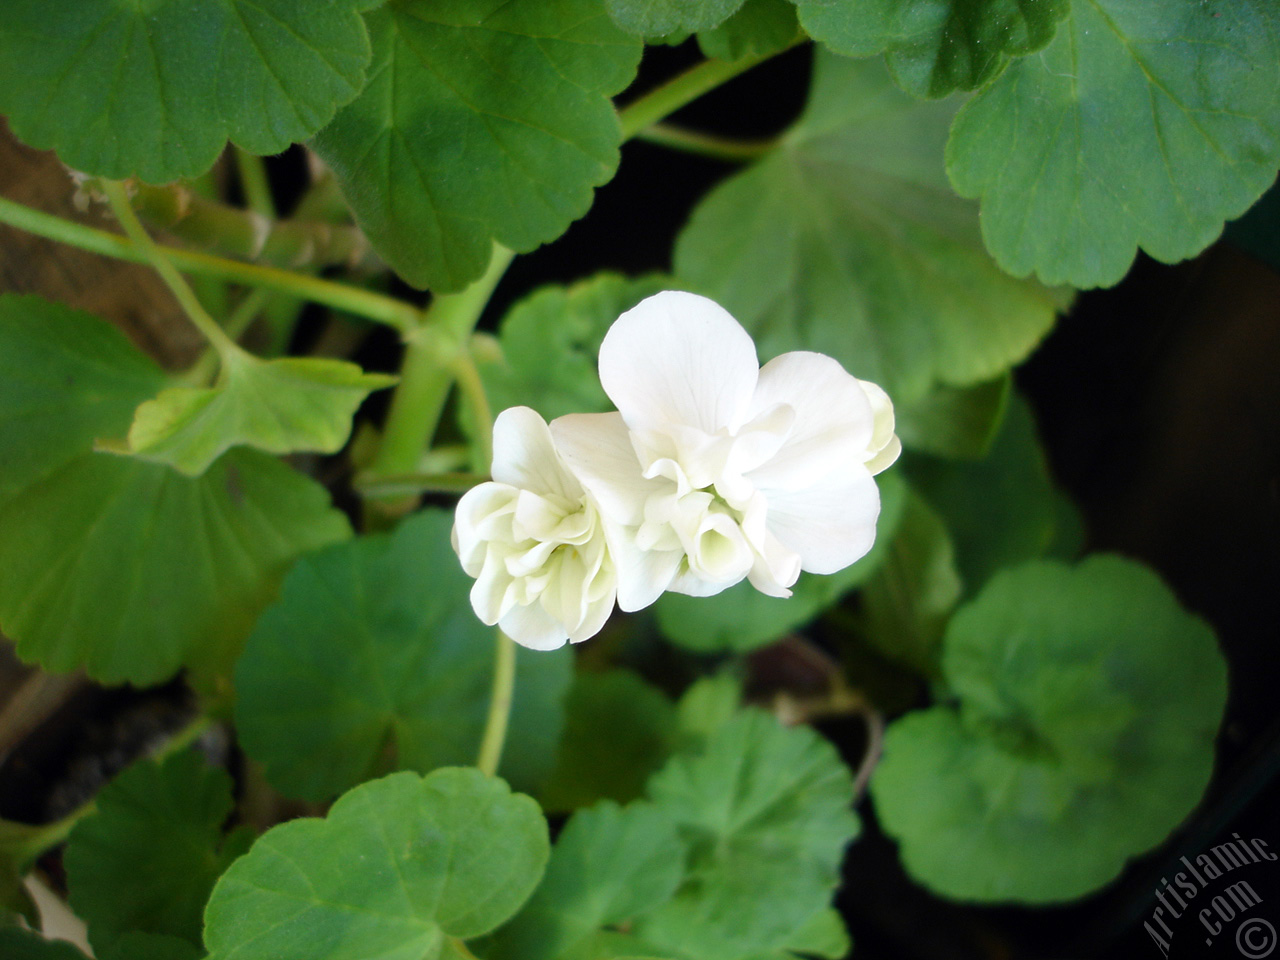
[{"xmin": 452, "ymin": 291, "xmax": 900, "ymax": 650}]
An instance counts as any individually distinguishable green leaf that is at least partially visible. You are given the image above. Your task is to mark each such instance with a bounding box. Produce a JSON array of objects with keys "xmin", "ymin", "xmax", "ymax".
[
  {"xmin": 99, "ymin": 933, "xmax": 202, "ymax": 960},
  {"xmin": 906, "ymin": 396, "xmax": 1074, "ymax": 592},
  {"xmin": 0, "ymin": 0, "xmax": 372, "ymax": 182},
  {"xmin": 489, "ymin": 802, "xmax": 687, "ymax": 960},
  {"xmin": 697, "ymin": 0, "xmax": 800, "ymax": 61},
  {"xmin": 857, "ymin": 485, "xmax": 962, "ymax": 675},
  {"xmin": 483, "ymin": 274, "xmax": 677, "ymax": 423},
  {"xmin": 895, "ymin": 375, "xmax": 1010, "ymax": 460},
  {"xmin": 539, "ymin": 671, "xmax": 678, "ymax": 813},
  {"xmin": 311, "ymin": 1, "xmax": 642, "ymax": 292},
  {"xmin": 776, "ymin": 908, "xmax": 849, "ymax": 960},
  {"xmin": 204, "ymin": 768, "xmax": 550, "ymax": 960},
  {"xmin": 791, "ymin": 0, "xmax": 1068, "ymax": 98},
  {"xmin": 234, "ymin": 509, "xmax": 571, "ymax": 802},
  {"xmin": 871, "ymin": 555, "xmax": 1228, "ymax": 903},
  {"xmin": 673, "ymin": 673, "xmax": 743, "ymax": 748},
  {"xmin": 0, "ymin": 930, "xmax": 89, "ymax": 960},
  {"xmin": 637, "ymin": 710, "xmax": 859, "ymax": 960},
  {"xmin": 0, "ymin": 296, "xmax": 351, "ymax": 686},
  {"xmin": 655, "ymin": 471, "xmax": 907, "ymax": 652},
  {"xmin": 125, "ymin": 351, "xmax": 395, "ymax": 477},
  {"xmin": 606, "ymin": 0, "xmax": 746, "ymax": 35},
  {"xmin": 65, "ymin": 750, "xmax": 250, "ymax": 955},
  {"xmin": 674, "ymin": 50, "xmax": 1061, "ymax": 404},
  {"xmin": 946, "ymin": 0, "xmax": 1280, "ymax": 288}
]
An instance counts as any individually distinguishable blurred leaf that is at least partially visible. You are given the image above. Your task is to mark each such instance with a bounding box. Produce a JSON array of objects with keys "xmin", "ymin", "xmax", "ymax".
[
  {"xmin": 655, "ymin": 472, "xmax": 907, "ymax": 652},
  {"xmin": 99, "ymin": 933, "xmax": 202, "ymax": 960},
  {"xmin": 857, "ymin": 486, "xmax": 962, "ymax": 676},
  {"xmin": 946, "ymin": 0, "xmax": 1280, "ymax": 287},
  {"xmin": 871, "ymin": 556, "xmax": 1228, "ymax": 902},
  {"xmin": 235, "ymin": 509, "xmax": 571, "ymax": 802},
  {"xmin": 637, "ymin": 710, "xmax": 859, "ymax": 960},
  {"xmin": 312, "ymin": 0, "xmax": 642, "ymax": 291},
  {"xmin": 697, "ymin": 0, "xmax": 801, "ymax": 61},
  {"xmin": 204, "ymin": 769, "xmax": 549, "ymax": 959},
  {"xmin": 66, "ymin": 750, "xmax": 250, "ymax": 955},
  {"xmin": 0, "ymin": 296, "xmax": 350, "ymax": 687},
  {"xmin": 791, "ymin": 0, "xmax": 1068, "ymax": 97},
  {"xmin": 675, "ymin": 50, "xmax": 1061, "ymax": 404},
  {"xmin": 895, "ymin": 375, "xmax": 1010, "ymax": 460},
  {"xmin": 483, "ymin": 274, "xmax": 678, "ymax": 422},
  {"xmin": 125, "ymin": 352, "xmax": 394, "ymax": 477},
  {"xmin": 0, "ymin": 0, "xmax": 371, "ymax": 181},
  {"xmin": 907, "ymin": 396, "xmax": 1076, "ymax": 593},
  {"xmin": 0, "ymin": 930, "xmax": 88, "ymax": 960},
  {"xmin": 775, "ymin": 908, "xmax": 849, "ymax": 959},
  {"xmin": 606, "ymin": 0, "xmax": 745, "ymax": 35},
  {"xmin": 674, "ymin": 673, "xmax": 743, "ymax": 748},
  {"xmin": 489, "ymin": 802, "xmax": 687, "ymax": 960},
  {"xmin": 540, "ymin": 671, "xmax": 677, "ymax": 813}
]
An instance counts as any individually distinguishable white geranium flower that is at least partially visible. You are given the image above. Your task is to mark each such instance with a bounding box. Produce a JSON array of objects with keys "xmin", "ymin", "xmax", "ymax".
[
  {"xmin": 452, "ymin": 406, "xmax": 617, "ymax": 650},
  {"xmin": 551, "ymin": 291, "xmax": 899, "ymax": 611}
]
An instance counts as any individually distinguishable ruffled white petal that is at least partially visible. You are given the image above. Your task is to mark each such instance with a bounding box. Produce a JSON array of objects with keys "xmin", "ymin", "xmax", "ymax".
[
  {"xmin": 746, "ymin": 351, "xmax": 874, "ymax": 493},
  {"xmin": 765, "ymin": 465, "xmax": 881, "ymax": 575},
  {"xmin": 858, "ymin": 379, "xmax": 901, "ymax": 475},
  {"xmin": 491, "ymin": 406, "xmax": 581, "ymax": 502},
  {"xmin": 500, "ymin": 603, "xmax": 569, "ymax": 651},
  {"xmin": 606, "ymin": 521, "xmax": 683, "ymax": 612},
  {"xmin": 598, "ymin": 291, "xmax": 759, "ymax": 436},
  {"xmin": 551, "ymin": 412, "xmax": 656, "ymax": 526}
]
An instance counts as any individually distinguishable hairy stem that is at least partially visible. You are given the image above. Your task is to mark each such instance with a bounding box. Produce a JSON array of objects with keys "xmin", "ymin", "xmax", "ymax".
[
  {"xmin": 102, "ymin": 180, "xmax": 238, "ymax": 355},
  {"xmin": 618, "ymin": 50, "xmax": 787, "ymax": 141},
  {"xmin": 0, "ymin": 194, "xmax": 419, "ymax": 332},
  {"xmin": 635, "ymin": 122, "xmax": 777, "ymax": 161}
]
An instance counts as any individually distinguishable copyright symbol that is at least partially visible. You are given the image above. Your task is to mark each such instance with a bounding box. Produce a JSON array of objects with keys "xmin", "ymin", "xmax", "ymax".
[{"xmin": 1237, "ymin": 918, "xmax": 1277, "ymax": 959}]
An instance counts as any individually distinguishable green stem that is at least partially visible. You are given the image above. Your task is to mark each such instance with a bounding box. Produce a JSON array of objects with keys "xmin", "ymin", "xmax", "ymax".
[
  {"xmin": 635, "ymin": 122, "xmax": 777, "ymax": 161},
  {"xmin": 102, "ymin": 180, "xmax": 238, "ymax": 355},
  {"xmin": 452, "ymin": 346, "xmax": 494, "ymax": 474},
  {"xmin": 476, "ymin": 631, "xmax": 517, "ymax": 777},
  {"xmin": 234, "ymin": 148, "xmax": 276, "ymax": 218},
  {"xmin": 125, "ymin": 180, "xmax": 376, "ymax": 272},
  {"xmin": 618, "ymin": 51, "xmax": 783, "ymax": 141},
  {"xmin": 368, "ymin": 245, "xmax": 514, "ymax": 481},
  {"xmin": 183, "ymin": 289, "xmax": 273, "ymax": 386},
  {"xmin": 0, "ymin": 194, "xmax": 419, "ymax": 332}
]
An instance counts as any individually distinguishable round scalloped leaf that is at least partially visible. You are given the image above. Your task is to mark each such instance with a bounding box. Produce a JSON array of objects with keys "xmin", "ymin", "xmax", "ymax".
[
  {"xmin": 311, "ymin": 0, "xmax": 642, "ymax": 292},
  {"xmin": 488, "ymin": 801, "xmax": 688, "ymax": 960},
  {"xmin": 674, "ymin": 50, "xmax": 1062, "ymax": 404},
  {"xmin": 126, "ymin": 352, "xmax": 396, "ymax": 477},
  {"xmin": 946, "ymin": 0, "xmax": 1280, "ymax": 288},
  {"xmin": 792, "ymin": 0, "xmax": 1068, "ymax": 98},
  {"xmin": 0, "ymin": 296, "xmax": 351, "ymax": 687},
  {"xmin": 637, "ymin": 710, "xmax": 859, "ymax": 960},
  {"xmin": 65, "ymin": 750, "xmax": 252, "ymax": 955},
  {"xmin": 0, "ymin": 0, "xmax": 373, "ymax": 182},
  {"xmin": 871, "ymin": 556, "xmax": 1228, "ymax": 903},
  {"xmin": 605, "ymin": 0, "xmax": 745, "ymax": 35},
  {"xmin": 203, "ymin": 768, "xmax": 549, "ymax": 960},
  {"xmin": 234, "ymin": 509, "xmax": 571, "ymax": 802},
  {"xmin": 697, "ymin": 0, "xmax": 800, "ymax": 62}
]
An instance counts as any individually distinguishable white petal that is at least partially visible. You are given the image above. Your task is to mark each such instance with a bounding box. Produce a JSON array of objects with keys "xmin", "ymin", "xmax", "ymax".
[
  {"xmin": 491, "ymin": 406, "xmax": 580, "ymax": 501},
  {"xmin": 747, "ymin": 352, "xmax": 874, "ymax": 493},
  {"xmin": 598, "ymin": 291, "xmax": 759, "ymax": 435},
  {"xmin": 551, "ymin": 412, "xmax": 655, "ymax": 527},
  {"xmin": 747, "ymin": 532, "xmax": 801, "ymax": 598},
  {"xmin": 607, "ymin": 523, "xmax": 683, "ymax": 612},
  {"xmin": 667, "ymin": 565, "xmax": 736, "ymax": 598},
  {"xmin": 765, "ymin": 466, "xmax": 881, "ymax": 575},
  {"xmin": 858, "ymin": 379, "xmax": 902, "ymax": 475},
  {"xmin": 500, "ymin": 604, "xmax": 569, "ymax": 651},
  {"xmin": 567, "ymin": 584, "xmax": 617, "ymax": 644}
]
